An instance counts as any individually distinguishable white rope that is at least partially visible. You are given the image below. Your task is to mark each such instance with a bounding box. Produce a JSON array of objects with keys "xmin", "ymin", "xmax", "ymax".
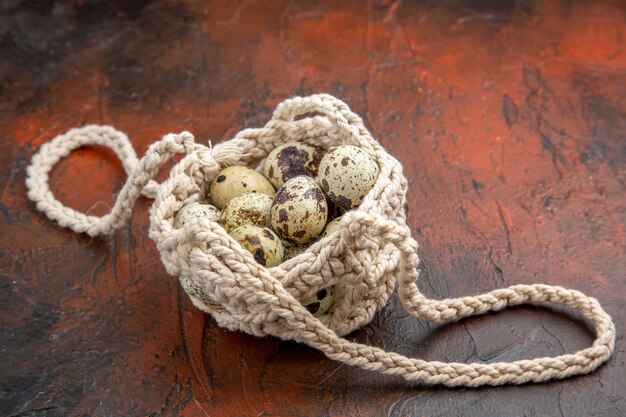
[{"xmin": 25, "ymin": 94, "xmax": 615, "ymax": 386}]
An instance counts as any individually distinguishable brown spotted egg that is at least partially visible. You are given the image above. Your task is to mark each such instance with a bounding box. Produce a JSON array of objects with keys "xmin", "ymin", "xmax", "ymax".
[
  {"xmin": 325, "ymin": 197, "xmax": 344, "ymax": 221},
  {"xmin": 282, "ymin": 239, "xmax": 313, "ymax": 261},
  {"xmin": 301, "ymin": 287, "xmax": 335, "ymax": 317},
  {"xmin": 230, "ymin": 224, "xmax": 284, "ymax": 267},
  {"xmin": 317, "ymin": 145, "xmax": 380, "ymax": 210},
  {"xmin": 220, "ymin": 193, "xmax": 273, "ymax": 233},
  {"xmin": 270, "ymin": 176, "xmax": 328, "ymax": 244},
  {"xmin": 210, "ymin": 166, "xmax": 275, "ymax": 210},
  {"xmin": 174, "ymin": 202, "xmax": 220, "ymax": 228},
  {"xmin": 322, "ymin": 216, "xmax": 342, "ymax": 237},
  {"xmin": 179, "ymin": 275, "xmax": 218, "ymax": 306},
  {"xmin": 263, "ymin": 142, "xmax": 326, "ymax": 189}
]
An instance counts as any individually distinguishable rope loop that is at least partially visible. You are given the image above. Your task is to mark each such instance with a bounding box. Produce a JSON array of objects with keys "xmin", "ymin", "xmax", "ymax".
[
  {"xmin": 24, "ymin": 125, "xmax": 221, "ymax": 236},
  {"xmin": 25, "ymin": 95, "xmax": 615, "ymax": 386}
]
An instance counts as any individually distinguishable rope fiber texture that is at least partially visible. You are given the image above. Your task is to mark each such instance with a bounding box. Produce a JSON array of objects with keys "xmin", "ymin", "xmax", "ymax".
[{"xmin": 25, "ymin": 94, "xmax": 615, "ymax": 387}]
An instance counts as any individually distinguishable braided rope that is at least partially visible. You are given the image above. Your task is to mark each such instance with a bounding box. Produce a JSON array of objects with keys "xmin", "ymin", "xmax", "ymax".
[{"xmin": 25, "ymin": 94, "xmax": 615, "ymax": 387}]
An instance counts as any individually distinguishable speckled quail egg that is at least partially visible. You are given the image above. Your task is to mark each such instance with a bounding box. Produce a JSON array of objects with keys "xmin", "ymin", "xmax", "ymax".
[
  {"xmin": 322, "ymin": 216, "xmax": 342, "ymax": 237},
  {"xmin": 301, "ymin": 287, "xmax": 336, "ymax": 317},
  {"xmin": 270, "ymin": 176, "xmax": 328, "ymax": 244},
  {"xmin": 318, "ymin": 145, "xmax": 380, "ymax": 210},
  {"xmin": 179, "ymin": 275, "xmax": 218, "ymax": 306},
  {"xmin": 174, "ymin": 202, "xmax": 221, "ymax": 228},
  {"xmin": 282, "ymin": 239, "xmax": 312, "ymax": 261},
  {"xmin": 220, "ymin": 193, "xmax": 273, "ymax": 233},
  {"xmin": 325, "ymin": 198, "xmax": 344, "ymax": 221},
  {"xmin": 230, "ymin": 224, "xmax": 284, "ymax": 267},
  {"xmin": 263, "ymin": 142, "xmax": 326, "ymax": 189},
  {"xmin": 210, "ymin": 166, "xmax": 275, "ymax": 210}
]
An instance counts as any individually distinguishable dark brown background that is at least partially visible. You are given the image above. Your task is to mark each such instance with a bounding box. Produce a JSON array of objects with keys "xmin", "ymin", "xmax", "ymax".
[{"xmin": 1, "ymin": 1, "xmax": 625, "ymax": 416}]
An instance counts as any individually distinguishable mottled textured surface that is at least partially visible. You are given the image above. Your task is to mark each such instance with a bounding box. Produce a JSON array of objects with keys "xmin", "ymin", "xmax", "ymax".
[
  {"xmin": 174, "ymin": 203, "xmax": 220, "ymax": 229},
  {"xmin": 263, "ymin": 142, "xmax": 325, "ymax": 189},
  {"xmin": 318, "ymin": 145, "xmax": 381, "ymax": 209},
  {"xmin": 209, "ymin": 166, "xmax": 275, "ymax": 210},
  {"xmin": 220, "ymin": 192, "xmax": 272, "ymax": 233},
  {"xmin": 1, "ymin": 1, "xmax": 625, "ymax": 416},
  {"xmin": 271, "ymin": 176, "xmax": 328, "ymax": 243}
]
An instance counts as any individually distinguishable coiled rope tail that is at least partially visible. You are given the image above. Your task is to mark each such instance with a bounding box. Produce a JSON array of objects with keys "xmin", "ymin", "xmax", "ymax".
[{"xmin": 25, "ymin": 94, "xmax": 615, "ymax": 387}]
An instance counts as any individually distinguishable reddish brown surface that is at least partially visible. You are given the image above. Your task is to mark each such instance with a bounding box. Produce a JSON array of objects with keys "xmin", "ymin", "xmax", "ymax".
[{"xmin": 1, "ymin": 1, "xmax": 625, "ymax": 416}]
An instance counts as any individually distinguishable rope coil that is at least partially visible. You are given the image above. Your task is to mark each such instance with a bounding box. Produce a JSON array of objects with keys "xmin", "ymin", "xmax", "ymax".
[{"xmin": 25, "ymin": 94, "xmax": 615, "ymax": 387}]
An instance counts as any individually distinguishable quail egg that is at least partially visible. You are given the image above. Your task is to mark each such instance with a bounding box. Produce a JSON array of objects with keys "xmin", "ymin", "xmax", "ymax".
[
  {"xmin": 322, "ymin": 216, "xmax": 342, "ymax": 237},
  {"xmin": 210, "ymin": 166, "xmax": 275, "ymax": 210},
  {"xmin": 263, "ymin": 142, "xmax": 326, "ymax": 189},
  {"xmin": 326, "ymin": 198, "xmax": 344, "ymax": 221},
  {"xmin": 282, "ymin": 239, "xmax": 311, "ymax": 261},
  {"xmin": 179, "ymin": 275, "xmax": 218, "ymax": 306},
  {"xmin": 230, "ymin": 224, "xmax": 284, "ymax": 267},
  {"xmin": 220, "ymin": 193, "xmax": 273, "ymax": 233},
  {"xmin": 318, "ymin": 145, "xmax": 380, "ymax": 210},
  {"xmin": 270, "ymin": 176, "xmax": 328, "ymax": 244},
  {"xmin": 301, "ymin": 287, "xmax": 335, "ymax": 317},
  {"xmin": 174, "ymin": 202, "xmax": 221, "ymax": 228}
]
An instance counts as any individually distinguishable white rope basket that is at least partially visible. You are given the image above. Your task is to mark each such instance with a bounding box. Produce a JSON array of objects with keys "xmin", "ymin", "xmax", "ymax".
[{"xmin": 26, "ymin": 94, "xmax": 615, "ymax": 387}]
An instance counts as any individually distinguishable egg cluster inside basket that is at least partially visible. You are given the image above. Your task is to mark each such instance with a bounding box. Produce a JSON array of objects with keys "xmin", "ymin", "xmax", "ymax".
[{"xmin": 149, "ymin": 94, "xmax": 409, "ymax": 340}]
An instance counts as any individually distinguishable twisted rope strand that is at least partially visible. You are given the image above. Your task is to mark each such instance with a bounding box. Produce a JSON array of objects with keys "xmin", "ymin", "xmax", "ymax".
[
  {"xmin": 25, "ymin": 94, "xmax": 615, "ymax": 387},
  {"xmin": 26, "ymin": 126, "xmax": 196, "ymax": 236}
]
